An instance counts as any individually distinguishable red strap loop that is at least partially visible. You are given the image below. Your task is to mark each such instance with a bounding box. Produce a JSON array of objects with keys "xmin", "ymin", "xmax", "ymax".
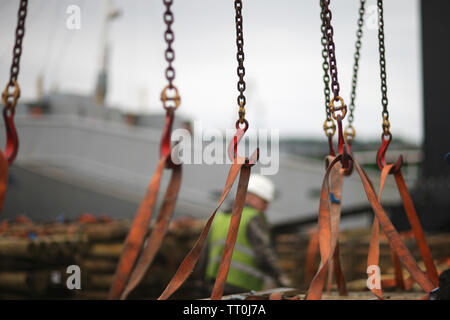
[
  {"xmin": 228, "ymin": 119, "xmax": 259, "ymax": 166},
  {"xmin": 376, "ymin": 132, "xmax": 402, "ymax": 173},
  {"xmin": 335, "ymin": 118, "xmax": 352, "ymax": 174},
  {"xmin": 159, "ymin": 108, "xmax": 180, "ymax": 168},
  {"xmin": 327, "ymin": 135, "xmax": 336, "ymax": 157},
  {"xmin": 2, "ymin": 108, "xmax": 19, "ymax": 166}
]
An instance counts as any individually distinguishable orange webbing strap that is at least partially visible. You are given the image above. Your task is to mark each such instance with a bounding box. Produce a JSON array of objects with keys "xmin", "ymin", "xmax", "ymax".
[
  {"xmin": 306, "ymin": 156, "xmax": 344, "ymax": 300},
  {"xmin": 367, "ymin": 165, "xmax": 439, "ymax": 299},
  {"xmin": 328, "ymin": 155, "xmax": 347, "ymax": 296},
  {"xmin": 120, "ymin": 163, "xmax": 182, "ymax": 299},
  {"xmin": 306, "ymin": 155, "xmax": 436, "ymax": 300},
  {"xmin": 333, "ymin": 242, "xmax": 347, "ymax": 296},
  {"xmin": 393, "ymin": 169, "xmax": 439, "ymax": 286},
  {"xmin": 390, "ymin": 247, "xmax": 406, "ymax": 289},
  {"xmin": 310, "ymin": 236, "xmax": 347, "ymax": 295},
  {"xmin": 109, "ymin": 155, "xmax": 171, "ymax": 299},
  {"xmin": 305, "ymin": 156, "xmax": 347, "ymax": 295},
  {"xmin": 367, "ymin": 163, "xmax": 392, "ymax": 299},
  {"xmin": 158, "ymin": 158, "xmax": 246, "ymax": 300},
  {"xmin": 326, "ymin": 155, "xmax": 347, "ymax": 295},
  {"xmin": 210, "ymin": 165, "xmax": 251, "ymax": 300},
  {"xmin": 326, "ymin": 258, "xmax": 333, "ymax": 294},
  {"xmin": 353, "ymin": 158, "xmax": 435, "ymax": 293},
  {"xmin": 0, "ymin": 150, "xmax": 8, "ymax": 214},
  {"xmin": 304, "ymin": 229, "xmax": 319, "ymax": 287}
]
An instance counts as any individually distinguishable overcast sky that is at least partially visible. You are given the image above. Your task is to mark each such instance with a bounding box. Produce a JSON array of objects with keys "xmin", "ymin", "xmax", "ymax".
[{"xmin": 0, "ymin": 0, "xmax": 423, "ymax": 143}]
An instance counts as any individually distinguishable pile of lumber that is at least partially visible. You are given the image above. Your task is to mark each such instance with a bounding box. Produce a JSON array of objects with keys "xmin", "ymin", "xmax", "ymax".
[
  {"xmin": 3, "ymin": 216, "xmax": 447, "ymax": 299},
  {"xmin": 274, "ymin": 227, "xmax": 450, "ymax": 292},
  {"xmin": 0, "ymin": 229, "xmax": 88, "ymax": 299},
  {"xmin": 0, "ymin": 217, "xmax": 205, "ymax": 299},
  {"xmin": 75, "ymin": 218, "xmax": 205, "ymax": 299}
]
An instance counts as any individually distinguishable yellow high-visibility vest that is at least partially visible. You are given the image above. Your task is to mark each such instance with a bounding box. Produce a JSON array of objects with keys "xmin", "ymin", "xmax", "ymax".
[{"xmin": 205, "ymin": 206, "xmax": 264, "ymax": 291}]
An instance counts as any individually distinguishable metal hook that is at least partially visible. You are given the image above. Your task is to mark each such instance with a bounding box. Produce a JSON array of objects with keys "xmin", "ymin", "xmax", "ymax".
[
  {"xmin": 376, "ymin": 132, "xmax": 402, "ymax": 173},
  {"xmin": 159, "ymin": 108, "xmax": 180, "ymax": 169},
  {"xmin": 227, "ymin": 119, "xmax": 259, "ymax": 166},
  {"xmin": 335, "ymin": 117, "xmax": 352, "ymax": 175},
  {"xmin": 2, "ymin": 107, "xmax": 18, "ymax": 165}
]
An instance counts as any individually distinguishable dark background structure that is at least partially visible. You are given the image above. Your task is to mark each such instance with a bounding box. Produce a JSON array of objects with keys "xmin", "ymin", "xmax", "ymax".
[{"xmin": 392, "ymin": 0, "xmax": 450, "ymax": 232}]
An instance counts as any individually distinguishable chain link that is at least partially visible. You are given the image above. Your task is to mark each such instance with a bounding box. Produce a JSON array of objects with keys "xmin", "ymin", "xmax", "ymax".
[
  {"xmin": 160, "ymin": 0, "xmax": 180, "ymax": 110},
  {"xmin": 320, "ymin": 0, "xmax": 334, "ymax": 137},
  {"xmin": 320, "ymin": 0, "xmax": 341, "ymax": 99},
  {"xmin": 163, "ymin": 0, "xmax": 175, "ymax": 86},
  {"xmin": 378, "ymin": 0, "xmax": 390, "ymax": 136},
  {"xmin": 345, "ymin": 0, "xmax": 366, "ymax": 142},
  {"xmin": 2, "ymin": 0, "xmax": 28, "ymax": 111},
  {"xmin": 347, "ymin": 1, "xmax": 366, "ymax": 129},
  {"xmin": 235, "ymin": 0, "xmax": 246, "ymax": 124},
  {"xmin": 320, "ymin": 0, "xmax": 347, "ymax": 126}
]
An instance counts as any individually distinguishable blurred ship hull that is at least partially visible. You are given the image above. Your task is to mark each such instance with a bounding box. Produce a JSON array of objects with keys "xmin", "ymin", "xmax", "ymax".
[{"xmin": 0, "ymin": 93, "xmax": 409, "ymax": 227}]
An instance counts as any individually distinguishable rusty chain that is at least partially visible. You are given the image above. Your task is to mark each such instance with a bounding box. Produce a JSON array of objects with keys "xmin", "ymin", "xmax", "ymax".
[
  {"xmin": 345, "ymin": 0, "xmax": 366, "ymax": 143},
  {"xmin": 320, "ymin": 0, "xmax": 346, "ymax": 123},
  {"xmin": 160, "ymin": 0, "xmax": 180, "ymax": 110},
  {"xmin": 235, "ymin": 0, "xmax": 247, "ymax": 125},
  {"xmin": 320, "ymin": 0, "xmax": 335, "ymax": 138},
  {"xmin": 320, "ymin": 0, "xmax": 339, "ymax": 99},
  {"xmin": 378, "ymin": 0, "xmax": 390, "ymax": 138},
  {"xmin": 2, "ymin": 0, "xmax": 28, "ymax": 113}
]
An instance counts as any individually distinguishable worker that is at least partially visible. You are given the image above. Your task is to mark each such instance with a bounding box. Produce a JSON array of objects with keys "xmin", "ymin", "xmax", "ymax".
[{"xmin": 198, "ymin": 173, "xmax": 292, "ymax": 295}]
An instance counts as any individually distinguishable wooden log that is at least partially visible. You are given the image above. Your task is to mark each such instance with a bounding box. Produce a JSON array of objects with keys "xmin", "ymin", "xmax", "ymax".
[
  {"xmin": 87, "ymin": 274, "xmax": 114, "ymax": 290},
  {"xmin": 88, "ymin": 243, "xmax": 123, "ymax": 258},
  {"xmin": 279, "ymin": 261, "xmax": 296, "ymax": 272},
  {"xmin": 82, "ymin": 222, "xmax": 130, "ymax": 242},
  {"xmin": 0, "ymin": 238, "xmax": 35, "ymax": 258},
  {"xmin": 0, "ymin": 271, "xmax": 49, "ymax": 295},
  {"xmin": 82, "ymin": 259, "xmax": 117, "ymax": 273},
  {"xmin": 166, "ymin": 219, "xmax": 204, "ymax": 240},
  {"xmin": 86, "ymin": 265, "xmax": 171, "ymax": 290}
]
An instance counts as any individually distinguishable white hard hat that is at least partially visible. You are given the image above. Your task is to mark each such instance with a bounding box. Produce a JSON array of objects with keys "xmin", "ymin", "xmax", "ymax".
[{"xmin": 247, "ymin": 174, "xmax": 275, "ymax": 202}]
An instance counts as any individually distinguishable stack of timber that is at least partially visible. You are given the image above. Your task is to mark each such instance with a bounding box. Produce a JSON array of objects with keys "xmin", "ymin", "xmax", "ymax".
[
  {"xmin": 0, "ymin": 221, "xmax": 88, "ymax": 299},
  {"xmin": 76, "ymin": 217, "xmax": 205, "ymax": 300},
  {"xmin": 3, "ymin": 216, "xmax": 447, "ymax": 299},
  {"xmin": 274, "ymin": 227, "xmax": 450, "ymax": 292},
  {"xmin": 0, "ymin": 216, "xmax": 206, "ymax": 299}
]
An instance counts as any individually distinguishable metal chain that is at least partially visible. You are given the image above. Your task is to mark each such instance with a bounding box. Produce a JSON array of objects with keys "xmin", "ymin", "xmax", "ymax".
[
  {"xmin": 160, "ymin": 0, "xmax": 180, "ymax": 110},
  {"xmin": 2, "ymin": 0, "xmax": 28, "ymax": 112},
  {"xmin": 320, "ymin": 0, "xmax": 340, "ymax": 99},
  {"xmin": 320, "ymin": 0, "xmax": 346, "ymax": 122},
  {"xmin": 378, "ymin": 0, "xmax": 390, "ymax": 137},
  {"xmin": 235, "ymin": 0, "xmax": 246, "ymax": 125},
  {"xmin": 345, "ymin": 0, "xmax": 366, "ymax": 143},
  {"xmin": 320, "ymin": 0, "xmax": 335, "ymax": 138}
]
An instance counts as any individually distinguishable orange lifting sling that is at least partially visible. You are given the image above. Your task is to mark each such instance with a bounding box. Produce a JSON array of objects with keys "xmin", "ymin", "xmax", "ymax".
[
  {"xmin": 305, "ymin": 0, "xmax": 437, "ymax": 300},
  {"xmin": 108, "ymin": 0, "xmax": 183, "ymax": 300},
  {"xmin": 0, "ymin": 0, "xmax": 29, "ymax": 214},
  {"xmin": 304, "ymin": 0, "xmax": 367, "ymax": 295},
  {"xmin": 158, "ymin": 0, "xmax": 258, "ymax": 301},
  {"xmin": 365, "ymin": 0, "xmax": 438, "ymax": 298}
]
